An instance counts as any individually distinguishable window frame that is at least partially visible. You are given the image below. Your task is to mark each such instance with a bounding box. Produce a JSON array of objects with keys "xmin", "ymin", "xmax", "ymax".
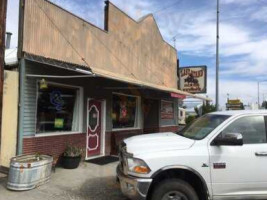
[
  {"xmin": 35, "ymin": 80, "xmax": 84, "ymax": 137},
  {"xmin": 111, "ymin": 92, "xmax": 142, "ymax": 131},
  {"xmin": 219, "ymin": 115, "xmax": 267, "ymax": 145},
  {"xmin": 264, "ymin": 116, "xmax": 267, "ymax": 141}
]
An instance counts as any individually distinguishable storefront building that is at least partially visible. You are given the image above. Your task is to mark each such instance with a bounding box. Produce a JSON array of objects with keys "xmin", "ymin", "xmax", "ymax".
[{"xmin": 16, "ymin": 0, "xmax": 207, "ymax": 160}]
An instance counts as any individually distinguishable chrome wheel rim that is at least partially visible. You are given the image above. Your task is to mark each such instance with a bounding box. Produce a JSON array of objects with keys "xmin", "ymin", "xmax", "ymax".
[{"xmin": 162, "ymin": 191, "xmax": 188, "ymax": 200}]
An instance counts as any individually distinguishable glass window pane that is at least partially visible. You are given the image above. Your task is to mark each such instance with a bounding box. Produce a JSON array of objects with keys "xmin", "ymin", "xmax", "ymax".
[
  {"xmin": 36, "ymin": 83, "xmax": 78, "ymax": 133},
  {"xmin": 112, "ymin": 94, "xmax": 137, "ymax": 129},
  {"xmin": 222, "ymin": 116, "xmax": 267, "ymax": 144},
  {"xmin": 180, "ymin": 114, "xmax": 229, "ymax": 140}
]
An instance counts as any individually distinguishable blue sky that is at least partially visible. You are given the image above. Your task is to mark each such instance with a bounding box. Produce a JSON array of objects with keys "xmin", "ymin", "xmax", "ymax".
[{"xmin": 6, "ymin": 0, "xmax": 267, "ymax": 108}]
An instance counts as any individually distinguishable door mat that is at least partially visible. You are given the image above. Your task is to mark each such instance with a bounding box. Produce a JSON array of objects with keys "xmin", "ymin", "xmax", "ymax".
[{"xmin": 86, "ymin": 156, "xmax": 119, "ymax": 165}]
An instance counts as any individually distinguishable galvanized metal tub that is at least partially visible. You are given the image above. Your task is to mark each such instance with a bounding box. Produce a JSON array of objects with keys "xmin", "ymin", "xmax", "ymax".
[{"xmin": 7, "ymin": 155, "xmax": 53, "ymax": 191}]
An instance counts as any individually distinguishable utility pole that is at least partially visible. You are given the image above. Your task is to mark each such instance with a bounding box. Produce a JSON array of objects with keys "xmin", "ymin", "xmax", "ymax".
[
  {"xmin": 173, "ymin": 36, "xmax": 176, "ymax": 49},
  {"xmin": 0, "ymin": 0, "xmax": 7, "ymax": 138},
  {"xmin": 258, "ymin": 81, "xmax": 260, "ymax": 109},
  {"xmin": 215, "ymin": 0, "xmax": 220, "ymax": 111}
]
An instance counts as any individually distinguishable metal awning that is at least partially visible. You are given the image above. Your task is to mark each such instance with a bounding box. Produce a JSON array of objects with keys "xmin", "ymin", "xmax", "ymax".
[
  {"xmin": 24, "ymin": 53, "xmax": 211, "ymax": 101},
  {"xmin": 91, "ymin": 67, "xmax": 211, "ymax": 101}
]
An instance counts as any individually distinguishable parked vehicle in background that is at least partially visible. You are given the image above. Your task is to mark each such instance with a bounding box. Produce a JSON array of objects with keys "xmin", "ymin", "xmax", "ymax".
[
  {"xmin": 117, "ymin": 110, "xmax": 267, "ymax": 200},
  {"xmin": 178, "ymin": 107, "xmax": 186, "ymax": 125}
]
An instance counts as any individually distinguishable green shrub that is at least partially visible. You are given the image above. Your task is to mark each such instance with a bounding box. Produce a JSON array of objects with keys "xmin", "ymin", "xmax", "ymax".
[{"xmin": 186, "ymin": 115, "xmax": 196, "ymax": 125}]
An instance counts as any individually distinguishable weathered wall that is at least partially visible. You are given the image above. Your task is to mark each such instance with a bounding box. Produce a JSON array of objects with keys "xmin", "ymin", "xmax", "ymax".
[
  {"xmin": 22, "ymin": 0, "xmax": 177, "ymax": 89},
  {"xmin": 0, "ymin": 70, "xmax": 19, "ymax": 167}
]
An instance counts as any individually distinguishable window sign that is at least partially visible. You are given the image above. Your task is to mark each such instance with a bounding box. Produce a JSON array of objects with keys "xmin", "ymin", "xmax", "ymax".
[
  {"xmin": 54, "ymin": 118, "xmax": 64, "ymax": 129},
  {"xmin": 112, "ymin": 94, "xmax": 138, "ymax": 129},
  {"xmin": 161, "ymin": 100, "xmax": 174, "ymax": 119},
  {"xmin": 36, "ymin": 83, "xmax": 79, "ymax": 133}
]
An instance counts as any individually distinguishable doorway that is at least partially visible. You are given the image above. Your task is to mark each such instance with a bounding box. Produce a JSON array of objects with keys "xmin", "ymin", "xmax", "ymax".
[{"xmin": 86, "ymin": 99, "xmax": 106, "ymax": 160}]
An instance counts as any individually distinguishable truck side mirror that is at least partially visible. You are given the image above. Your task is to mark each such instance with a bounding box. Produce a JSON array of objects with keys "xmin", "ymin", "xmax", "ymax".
[{"xmin": 211, "ymin": 133, "xmax": 243, "ymax": 146}]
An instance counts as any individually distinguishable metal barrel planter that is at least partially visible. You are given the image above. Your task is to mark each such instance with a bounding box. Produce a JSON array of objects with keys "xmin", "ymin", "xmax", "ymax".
[{"xmin": 7, "ymin": 155, "xmax": 53, "ymax": 191}]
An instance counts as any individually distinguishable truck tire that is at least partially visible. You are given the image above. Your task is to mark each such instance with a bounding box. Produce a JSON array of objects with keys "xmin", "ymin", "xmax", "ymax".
[{"xmin": 151, "ymin": 179, "xmax": 199, "ymax": 200}]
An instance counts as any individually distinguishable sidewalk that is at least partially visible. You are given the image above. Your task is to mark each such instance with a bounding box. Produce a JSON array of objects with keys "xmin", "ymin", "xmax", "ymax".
[{"xmin": 0, "ymin": 162, "xmax": 128, "ymax": 200}]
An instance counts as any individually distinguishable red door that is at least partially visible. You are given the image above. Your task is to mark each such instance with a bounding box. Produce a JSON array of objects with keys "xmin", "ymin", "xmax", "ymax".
[{"xmin": 87, "ymin": 99, "xmax": 102, "ymax": 158}]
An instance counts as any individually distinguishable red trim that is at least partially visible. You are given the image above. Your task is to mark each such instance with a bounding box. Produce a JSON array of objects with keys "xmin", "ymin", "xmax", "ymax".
[{"xmin": 170, "ymin": 92, "xmax": 186, "ymax": 99}]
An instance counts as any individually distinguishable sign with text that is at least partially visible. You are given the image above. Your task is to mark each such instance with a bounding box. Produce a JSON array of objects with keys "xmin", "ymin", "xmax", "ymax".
[
  {"xmin": 179, "ymin": 66, "xmax": 207, "ymax": 94},
  {"xmin": 161, "ymin": 100, "xmax": 174, "ymax": 119}
]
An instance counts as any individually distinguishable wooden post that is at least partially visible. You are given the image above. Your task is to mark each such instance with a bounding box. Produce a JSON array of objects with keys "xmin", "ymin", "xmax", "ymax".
[{"xmin": 0, "ymin": 0, "xmax": 7, "ymax": 140}]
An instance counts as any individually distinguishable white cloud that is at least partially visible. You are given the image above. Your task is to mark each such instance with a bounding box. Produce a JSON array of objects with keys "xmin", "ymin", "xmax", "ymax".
[
  {"xmin": 50, "ymin": 0, "xmax": 104, "ymax": 28},
  {"xmin": 206, "ymin": 76, "xmax": 265, "ymax": 109},
  {"xmin": 221, "ymin": 0, "xmax": 255, "ymax": 5},
  {"xmin": 251, "ymin": 7, "xmax": 267, "ymax": 22}
]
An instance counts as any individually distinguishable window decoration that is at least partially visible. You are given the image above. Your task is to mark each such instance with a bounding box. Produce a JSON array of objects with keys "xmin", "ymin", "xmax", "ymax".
[
  {"xmin": 36, "ymin": 83, "xmax": 79, "ymax": 133},
  {"xmin": 112, "ymin": 94, "xmax": 138, "ymax": 129}
]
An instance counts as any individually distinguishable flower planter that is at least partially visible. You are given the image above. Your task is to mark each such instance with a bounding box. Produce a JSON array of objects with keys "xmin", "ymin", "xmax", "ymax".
[
  {"xmin": 7, "ymin": 155, "xmax": 53, "ymax": 191},
  {"xmin": 61, "ymin": 155, "xmax": 81, "ymax": 169}
]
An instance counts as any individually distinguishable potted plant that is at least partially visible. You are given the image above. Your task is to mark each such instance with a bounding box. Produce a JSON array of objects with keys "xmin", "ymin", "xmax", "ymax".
[{"xmin": 61, "ymin": 144, "xmax": 83, "ymax": 169}]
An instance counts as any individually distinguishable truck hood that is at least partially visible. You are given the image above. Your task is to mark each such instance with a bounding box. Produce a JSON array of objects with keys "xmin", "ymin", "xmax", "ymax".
[{"xmin": 124, "ymin": 132, "xmax": 195, "ymax": 156}]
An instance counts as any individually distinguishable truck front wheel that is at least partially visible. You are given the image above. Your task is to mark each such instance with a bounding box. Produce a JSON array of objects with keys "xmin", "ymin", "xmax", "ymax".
[{"xmin": 151, "ymin": 179, "xmax": 199, "ymax": 200}]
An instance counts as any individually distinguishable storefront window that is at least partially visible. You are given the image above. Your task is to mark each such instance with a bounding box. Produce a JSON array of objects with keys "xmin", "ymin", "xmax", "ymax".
[
  {"xmin": 161, "ymin": 100, "xmax": 174, "ymax": 119},
  {"xmin": 36, "ymin": 83, "xmax": 80, "ymax": 133},
  {"xmin": 112, "ymin": 94, "xmax": 138, "ymax": 129}
]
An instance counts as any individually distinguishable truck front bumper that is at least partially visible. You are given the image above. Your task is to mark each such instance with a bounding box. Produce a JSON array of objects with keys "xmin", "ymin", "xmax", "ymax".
[{"xmin": 116, "ymin": 166, "xmax": 152, "ymax": 200}]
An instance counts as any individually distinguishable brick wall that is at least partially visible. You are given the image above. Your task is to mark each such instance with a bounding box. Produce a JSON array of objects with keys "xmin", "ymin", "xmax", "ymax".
[
  {"xmin": 22, "ymin": 126, "xmax": 178, "ymax": 158},
  {"xmin": 159, "ymin": 125, "xmax": 179, "ymax": 132},
  {"xmin": 23, "ymin": 133, "xmax": 86, "ymax": 158}
]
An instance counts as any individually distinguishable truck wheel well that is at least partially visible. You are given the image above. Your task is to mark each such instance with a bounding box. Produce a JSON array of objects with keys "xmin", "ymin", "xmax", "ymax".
[{"xmin": 147, "ymin": 169, "xmax": 209, "ymax": 200}]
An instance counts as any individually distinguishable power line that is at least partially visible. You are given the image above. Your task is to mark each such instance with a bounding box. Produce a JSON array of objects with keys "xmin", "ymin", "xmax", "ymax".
[
  {"xmin": 33, "ymin": 0, "xmax": 138, "ymax": 79},
  {"xmin": 33, "ymin": 0, "xmax": 91, "ymax": 69},
  {"xmin": 153, "ymin": 0, "xmax": 184, "ymax": 15},
  {"xmin": 34, "ymin": 0, "xmax": 183, "ymax": 87}
]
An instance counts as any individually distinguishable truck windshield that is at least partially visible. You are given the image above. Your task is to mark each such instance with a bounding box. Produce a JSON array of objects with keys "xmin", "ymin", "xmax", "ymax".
[{"xmin": 178, "ymin": 114, "xmax": 230, "ymax": 140}]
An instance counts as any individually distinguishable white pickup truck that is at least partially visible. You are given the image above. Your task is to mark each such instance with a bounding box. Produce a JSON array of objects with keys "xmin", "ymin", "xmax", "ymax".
[{"xmin": 117, "ymin": 110, "xmax": 267, "ymax": 200}]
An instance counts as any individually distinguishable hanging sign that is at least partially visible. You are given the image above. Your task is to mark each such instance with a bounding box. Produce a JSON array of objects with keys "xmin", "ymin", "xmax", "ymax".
[{"xmin": 179, "ymin": 66, "xmax": 207, "ymax": 94}]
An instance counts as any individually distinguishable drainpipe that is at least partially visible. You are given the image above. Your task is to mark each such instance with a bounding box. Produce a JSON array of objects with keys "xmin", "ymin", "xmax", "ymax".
[{"xmin": 17, "ymin": 58, "xmax": 25, "ymax": 155}]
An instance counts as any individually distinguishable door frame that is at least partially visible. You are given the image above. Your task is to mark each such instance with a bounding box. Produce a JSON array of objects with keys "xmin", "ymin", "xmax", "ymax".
[{"xmin": 86, "ymin": 98, "xmax": 106, "ymax": 160}]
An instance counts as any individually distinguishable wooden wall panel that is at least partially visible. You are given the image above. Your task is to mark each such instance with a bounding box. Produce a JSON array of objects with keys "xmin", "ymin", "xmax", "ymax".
[{"xmin": 22, "ymin": 0, "xmax": 178, "ymax": 89}]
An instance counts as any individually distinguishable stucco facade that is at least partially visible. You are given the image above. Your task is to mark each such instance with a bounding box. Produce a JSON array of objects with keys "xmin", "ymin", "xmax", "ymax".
[{"xmin": 0, "ymin": 70, "xmax": 19, "ymax": 168}]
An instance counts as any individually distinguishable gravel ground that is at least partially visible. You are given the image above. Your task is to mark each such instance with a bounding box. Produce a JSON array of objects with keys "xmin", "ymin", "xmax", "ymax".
[{"xmin": 0, "ymin": 162, "xmax": 129, "ymax": 200}]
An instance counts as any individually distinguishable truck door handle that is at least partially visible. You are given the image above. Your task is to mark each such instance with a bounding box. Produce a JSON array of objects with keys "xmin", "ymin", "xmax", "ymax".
[{"xmin": 255, "ymin": 152, "xmax": 267, "ymax": 157}]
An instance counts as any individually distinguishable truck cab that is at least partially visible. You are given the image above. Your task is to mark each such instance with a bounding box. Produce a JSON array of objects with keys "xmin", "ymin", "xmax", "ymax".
[{"xmin": 117, "ymin": 110, "xmax": 267, "ymax": 200}]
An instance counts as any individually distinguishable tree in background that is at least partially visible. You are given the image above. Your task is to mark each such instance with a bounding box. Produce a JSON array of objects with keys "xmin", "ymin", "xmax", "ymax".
[
  {"xmin": 262, "ymin": 101, "xmax": 267, "ymax": 109},
  {"xmin": 195, "ymin": 101, "xmax": 216, "ymax": 117}
]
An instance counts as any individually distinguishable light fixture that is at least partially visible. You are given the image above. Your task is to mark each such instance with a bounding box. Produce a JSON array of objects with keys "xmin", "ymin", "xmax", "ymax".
[
  {"xmin": 75, "ymin": 68, "xmax": 93, "ymax": 75},
  {"xmin": 40, "ymin": 78, "xmax": 48, "ymax": 89}
]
